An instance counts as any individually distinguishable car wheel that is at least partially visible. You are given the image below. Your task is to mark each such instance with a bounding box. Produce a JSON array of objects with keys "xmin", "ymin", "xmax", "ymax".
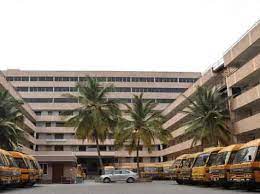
[
  {"xmin": 103, "ymin": 178, "xmax": 111, "ymax": 183},
  {"xmin": 126, "ymin": 177, "xmax": 135, "ymax": 183}
]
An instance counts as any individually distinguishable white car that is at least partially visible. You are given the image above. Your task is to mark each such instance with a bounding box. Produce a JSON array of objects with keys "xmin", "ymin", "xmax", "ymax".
[{"xmin": 100, "ymin": 169, "xmax": 138, "ymax": 183}]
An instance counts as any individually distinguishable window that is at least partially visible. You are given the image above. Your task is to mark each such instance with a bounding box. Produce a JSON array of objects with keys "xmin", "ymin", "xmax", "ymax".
[
  {"xmin": 179, "ymin": 78, "xmax": 198, "ymax": 83},
  {"xmin": 255, "ymin": 147, "xmax": 260, "ymax": 161},
  {"xmin": 132, "ymin": 77, "xmax": 154, "ymax": 82},
  {"xmin": 54, "ymin": 77, "xmax": 70, "ymax": 81},
  {"xmin": 193, "ymin": 154, "xmax": 209, "ymax": 167},
  {"xmin": 30, "ymin": 87, "xmax": 53, "ymax": 92},
  {"xmin": 54, "ymin": 145, "xmax": 64, "ymax": 151},
  {"xmin": 54, "ymin": 87, "xmax": 70, "ymax": 92},
  {"xmin": 109, "ymin": 87, "xmax": 131, "ymax": 92},
  {"xmin": 107, "ymin": 77, "xmax": 131, "ymax": 82},
  {"xmin": 35, "ymin": 111, "xmax": 41, "ymax": 115},
  {"xmin": 69, "ymin": 87, "xmax": 78, "ymax": 92},
  {"xmin": 54, "ymin": 98, "xmax": 78, "ymax": 103},
  {"xmin": 79, "ymin": 146, "xmax": 86, "ymax": 152},
  {"xmin": 155, "ymin": 78, "xmax": 177, "ymax": 82},
  {"xmin": 7, "ymin": 76, "xmax": 29, "ymax": 81},
  {"xmin": 14, "ymin": 158, "xmax": 28, "ymax": 169},
  {"xmin": 46, "ymin": 122, "xmax": 51, "ymax": 127},
  {"xmin": 55, "ymin": 122, "xmax": 65, "ymax": 127},
  {"xmin": 55, "ymin": 134, "xmax": 64, "ymax": 139},
  {"xmin": 207, "ymin": 152, "xmax": 218, "ymax": 166},
  {"xmin": 40, "ymin": 163, "xmax": 48, "ymax": 175},
  {"xmin": 30, "ymin": 77, "xmax": 53, "ymax": 81},
  {"xmin": 233, "ymin": 147, "xmax": 258, "ymax": 164},
  {"xmin": 0, "ymin": 154, "xmax": 6, "ymax": 166},
  {"xmin": 16, "ymin": 87, "xmax": 29, "ymax": 92},
  {"xmin": 156, "ymin": 99, "xmax": 175, "ymax": 103},
  {"xmin": 132, "ymin": 87, "xmax": 186, "ymax": 93},
  {"xmin": 23, "ymin": 98, "xmax": 53, "ymax": 103}
]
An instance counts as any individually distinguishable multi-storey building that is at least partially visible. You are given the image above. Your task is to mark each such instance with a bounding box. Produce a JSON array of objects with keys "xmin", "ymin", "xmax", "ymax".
[
  {"xmin": 0, "ymin": 73, "xmax": 36, "ymax": 154},
  {"xmin": 1, "ymin": 20, "xmax": 259, "ymax": 184},
  {"xmin": 161, "ymin": 20, "xmax": 260, "ymax": 162},
  {"xmin": 1, "ymin": 70, "xmax": 200, "ymax": 182},
  {"xmin": 224, "ymin": 20, "xmax": 260, "ymax": 143}
]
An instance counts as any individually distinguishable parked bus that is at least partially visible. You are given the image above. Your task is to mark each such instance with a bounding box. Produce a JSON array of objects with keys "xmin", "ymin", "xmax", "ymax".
[
  {"xmin": 229, "ymin": 139, "xmax": 260, "ymax": 188},
  {"xmin": 171, "ymin": 154, "xmax": 189, "ymax": 184},
  {"xmin": 176, "ymin": 152, "xmax": 201, "ymax": 184},
  {"xmin": 0, "ymin": 149, "xmax": 20, "ymax": 187},
  {"xmin": 27, "ymin": 155, "xmax": 42, "ymax": 183},
  {"xmin": 209, "ymin": 144, "xmax": 243, "ymax": 187},
  {"xmin": 9, "ymin": 151, "xmax": 35, "ymax": 186},
  {"xmin": 192, "ymin": 147, "xmax": 223, "ymax": 184}
]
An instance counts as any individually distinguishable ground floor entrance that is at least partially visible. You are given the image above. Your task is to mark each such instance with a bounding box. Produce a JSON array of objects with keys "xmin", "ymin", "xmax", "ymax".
[{"xmin": 77, "ymin": 157, "xmax": 116, "ymax": 175}]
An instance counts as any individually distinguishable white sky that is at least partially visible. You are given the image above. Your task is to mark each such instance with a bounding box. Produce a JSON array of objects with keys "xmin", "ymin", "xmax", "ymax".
[{"xmin": 0, "ymin": 0, "xmax": 259, "ymax": 73}]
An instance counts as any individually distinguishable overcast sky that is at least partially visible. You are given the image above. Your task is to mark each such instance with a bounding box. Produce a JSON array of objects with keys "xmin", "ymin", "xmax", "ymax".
[{"xmin": 0, "ymin": 0, "xmax": 259, "ymax": 73}]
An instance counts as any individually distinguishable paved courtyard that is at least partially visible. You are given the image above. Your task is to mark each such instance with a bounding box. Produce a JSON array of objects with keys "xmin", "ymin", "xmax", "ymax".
[{"xmin": 1, "ymin": 181, "xmax": 258, "ymax": 194}]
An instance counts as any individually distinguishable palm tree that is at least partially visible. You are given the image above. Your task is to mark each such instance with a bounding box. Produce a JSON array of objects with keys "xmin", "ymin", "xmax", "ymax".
[
  {"xmin": 182, "ymin": 86, "xmax": 232, "ymax": 147},
  {"xmin": 65, "ymin": 77, "xmax": 120, "ymax": 174},
  {"xmin": 0, "ymin": 89, "xmax": 25, "ymax": 150},
  {"xmin": 115, "ymin": 94, "xmax": 172, "ymax": 178}
]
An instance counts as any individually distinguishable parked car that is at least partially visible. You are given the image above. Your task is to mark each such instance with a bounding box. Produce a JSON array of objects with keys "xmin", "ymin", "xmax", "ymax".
[{"xmin": 99, "ymin": 169, "xmax": 138, "ymax": 183}]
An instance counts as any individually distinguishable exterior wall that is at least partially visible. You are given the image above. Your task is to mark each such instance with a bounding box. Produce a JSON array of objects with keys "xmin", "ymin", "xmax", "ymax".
[
  {"xmin": 225, "ymin": 20, "xmax": 260, "ymax": 142},
  {"xmin": 1, "ymin": 69, "xmax": 201, "ymax": 180}
]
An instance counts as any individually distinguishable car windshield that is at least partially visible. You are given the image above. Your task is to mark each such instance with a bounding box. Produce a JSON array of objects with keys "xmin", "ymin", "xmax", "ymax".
[
  {"xmin": 233, "ymin": 146, "xmax": 258, "ymax": 164},
  {"xmin": 214, "ymin": 152, "xmax": 228, "ymax": 166},
  {"xmin": 193, "ymin": 154, "xmax": 209, "ymax": 167},
  {"xmin": 14, "ymin": 158, "xmax": 28, "ymax": 169}
]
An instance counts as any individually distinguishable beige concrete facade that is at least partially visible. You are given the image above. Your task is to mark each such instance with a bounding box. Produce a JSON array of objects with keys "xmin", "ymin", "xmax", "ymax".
[
  {"xmin": 160, "ymin": 20, "xmax": 260, "ymax": 161},
  {"xmin": 1, "ymin": 69, "xmax": 200, "ymax": 181}
]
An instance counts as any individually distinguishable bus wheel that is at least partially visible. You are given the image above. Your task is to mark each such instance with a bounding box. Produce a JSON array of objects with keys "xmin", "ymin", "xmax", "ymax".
[{"xmin": 176, "ymin": 179, "xmax": 183, "ymax": 185}]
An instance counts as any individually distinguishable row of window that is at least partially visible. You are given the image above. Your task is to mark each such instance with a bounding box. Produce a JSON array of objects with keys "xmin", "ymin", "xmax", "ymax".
[
  {"xmin": 7, "ymin": 76, "xmax": 198, "ymax": 83},
  {"xmin": 24, "ymin": 98, "xmax": 175, "ymax": 104},
  {"xmin": 16, "ymin": 86, "xmax": 187, "ymax": 93}
]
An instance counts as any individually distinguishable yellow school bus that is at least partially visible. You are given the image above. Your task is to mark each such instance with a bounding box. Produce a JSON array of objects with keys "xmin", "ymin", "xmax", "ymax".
[
  {"xmin": 141, "ymin": 163, "xmax": 163, "ymax": 180},
  {"xmin": 27, "ymin": 155, "xmax": 42, "ymax": 183},
  {"xmin": 192, "ymin": 147, "xmax": 223, "ymax": 183},
  {"xmin": 176, "ymin": 152, "xmax": 201, "ymax": 184},
  {"xmin": 171, "ymin": 154, "xmax": 189, "ymax": 184},
  {"xmin": 209, "ymin": 144, "xmax": 243, "ymax": 186},
  {"xmin": 9, "ymin": 151, "xmax": 35, "ymax": 186},
  {"xmin": 0, "ymin": 149, "xmax": 21, "ymax": 187},
  {"xmin": 229, "ymin": 139, "xmax": 260, "ymax": 188}
]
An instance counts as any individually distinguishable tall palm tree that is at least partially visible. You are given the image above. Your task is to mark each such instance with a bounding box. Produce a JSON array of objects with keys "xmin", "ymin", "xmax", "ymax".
[
  {"xmin": 65, "ymin": 77, "xmax": 120, "ymax": 174},
  {"xmin": 0, "ymin": 89, "xmax": 24, "ymax": 150},
  {"xmin": 182, "ymin": 86, "xmax": 232, "ymax": 147},
  {"xmin": 115, "ymin": 94, "xmax": 172, "ymax": 178}
]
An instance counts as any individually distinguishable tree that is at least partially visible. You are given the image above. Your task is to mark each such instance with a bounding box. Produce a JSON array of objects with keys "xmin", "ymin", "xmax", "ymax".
[
  {"xmin": 182, "ymin": 86, "xmax": 232, "ymax": 147},
  {"xmin": 65, "ymin": 77, "xmax": 120, "ymax": 174},
  {"xmin": 115, "ymin": 94, "xmax": 172, "ymax": 178},
  {"xmin": 0, "ymin": 89, "xmax": 24, "ymax": 150}
]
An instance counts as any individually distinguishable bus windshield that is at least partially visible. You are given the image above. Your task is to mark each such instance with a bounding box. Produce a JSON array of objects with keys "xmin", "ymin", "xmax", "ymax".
[
  {"xmin": 193, "ymin": 154, "xmax": 209, "ymax": 167},
  {"xmin": 182, "ymin": 158, "xmax": 194, "ymax": 168},
  {"xmin": 214, "ymin": 152, "xmax": 228, "ymax": 166},
  {"xmin": 233, "ymin": 147, "xmax": 258, "ymax": 164}
]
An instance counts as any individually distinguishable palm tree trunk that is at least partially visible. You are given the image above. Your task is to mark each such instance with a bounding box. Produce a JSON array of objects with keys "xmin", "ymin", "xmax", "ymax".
[
  {"xmin": 136, "ymin": 138, "xmax": 141, "ymax": 178},
  {"xmin": 95, "ymin": 138, "xmax": 104, "ymax": 174},
  {"xmin": 94, "ymin": 130, "xmax": 104, "ymax": 175}
]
